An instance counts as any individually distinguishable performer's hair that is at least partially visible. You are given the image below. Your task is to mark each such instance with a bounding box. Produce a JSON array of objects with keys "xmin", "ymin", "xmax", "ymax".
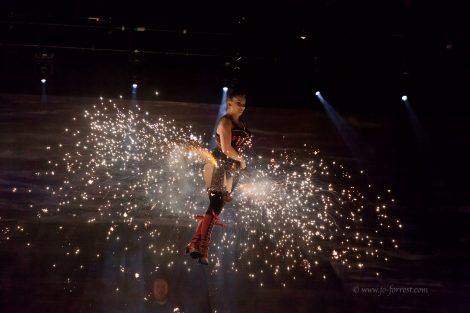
[{"xmin": 228, "ymin": 86, "xmax": 246, "ymax": 99}]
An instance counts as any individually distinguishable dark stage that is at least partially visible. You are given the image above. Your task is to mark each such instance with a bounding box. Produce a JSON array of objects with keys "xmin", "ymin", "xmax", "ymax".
[
  {"xmin": 1, "ymin": 1, "xmax": 469, "ymax": 312},
  {"xmin": 0, "ymin": 94, "xmax": 468, "ymax": 313}
]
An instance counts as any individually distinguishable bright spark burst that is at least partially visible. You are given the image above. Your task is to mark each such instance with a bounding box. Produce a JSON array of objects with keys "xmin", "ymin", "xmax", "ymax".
[
  {"xmin": 38, "ymin": 98, "xmax": 401, "ymax": 285},
  {"xmin": 48, "ymin": 100, "xmax": 211, "ymax": 222}
]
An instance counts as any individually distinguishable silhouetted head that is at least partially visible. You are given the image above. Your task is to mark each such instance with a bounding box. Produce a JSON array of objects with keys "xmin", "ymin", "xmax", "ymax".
[{"xmin": 152, "ymin": 277, "xmax": 169, "ymax": 304}]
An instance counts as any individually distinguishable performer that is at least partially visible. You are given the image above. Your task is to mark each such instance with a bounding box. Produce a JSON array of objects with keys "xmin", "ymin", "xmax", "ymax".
[{"xmin": 186, "ymin": 87, "xmax": 252, "ymax": 265}]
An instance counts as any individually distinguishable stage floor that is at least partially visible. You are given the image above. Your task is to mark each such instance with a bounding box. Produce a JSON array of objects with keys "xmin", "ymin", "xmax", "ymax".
[{"xmin": 0, "ymin": 94, "xmax": 468, "ymax": 312}]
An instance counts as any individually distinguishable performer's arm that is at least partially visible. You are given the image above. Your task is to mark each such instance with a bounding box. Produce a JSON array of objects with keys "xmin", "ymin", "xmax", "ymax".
[{"xmin": 218, "ymin": 118, "xmax": 246, "ymax": 168}]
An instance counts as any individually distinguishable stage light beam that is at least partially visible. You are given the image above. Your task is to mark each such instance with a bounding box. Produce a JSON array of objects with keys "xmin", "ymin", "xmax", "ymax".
[
  {"xmin": 210, "ymin": 87, "xmax": 229, "ymax": 149},
  {"xmin": 315, "ymin": 91, "xmax": 370, "ymax": 166},
  {"xmin": 131, "ymin": 83, "xmax": 138, "ymax": 103}
]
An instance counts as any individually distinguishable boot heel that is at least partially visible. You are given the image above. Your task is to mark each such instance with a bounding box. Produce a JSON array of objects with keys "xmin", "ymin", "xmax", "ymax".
[{"xmin": 190, "ymin": 250, "xmax": 202, "ymax": 259}]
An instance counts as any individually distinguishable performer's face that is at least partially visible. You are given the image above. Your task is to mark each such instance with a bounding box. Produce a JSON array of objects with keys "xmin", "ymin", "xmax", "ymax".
[{"xmin": 227, "ymin": 95, "xmax": 246, "ymax": 116}]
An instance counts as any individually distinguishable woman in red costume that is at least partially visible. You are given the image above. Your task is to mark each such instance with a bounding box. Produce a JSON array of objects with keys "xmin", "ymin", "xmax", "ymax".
[{"xmin": 186, "ymin": 87, "xmax": 252, "ymax": 265}]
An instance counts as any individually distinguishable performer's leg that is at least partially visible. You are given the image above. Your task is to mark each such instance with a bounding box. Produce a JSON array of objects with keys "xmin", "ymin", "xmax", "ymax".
[
  {"xmin": 203, "ymin": 163, "xmax": 214, "ymax": 190},
  {"xmin": 205, "ymin": 188, "xmax": 225, "ymax": 215},
  {"xmin": 225, "ymin": 174, "xmax": 233, "ymax": 194},
  {"xmin": 198, "ymin": 212, "xmax": 217, "ymax": 265},
  {"xmin": 197, "ymin": 164, "xmax": 227, "ymax": 265},
  {"xmin": 223, "ymin": 165, "xmax": 240, "ymax": 202},
  {"xmin": 205, "ymin": 160, "xmax": 238, "ymax": 195},
  {"xmin": 187, "ymin": 163, "xmax": 225, "ymax": 263},
  {"xmin": 198, "ymin": 189, "xmax": 224, "ymax": 265},
  {"xmin": 227, "ymin": 171, "xmax": 241, "ymax": 194},
  {"xmin": 187, "ymin": 163, "xmax": 216, "ymax": 259},
  {"xmin": 186, "ymin": 220, "xmax": 203, "ymax": 258}
]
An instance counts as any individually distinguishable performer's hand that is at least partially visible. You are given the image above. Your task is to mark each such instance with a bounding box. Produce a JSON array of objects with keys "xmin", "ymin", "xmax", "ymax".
[{"xmin": 239, "ymin": 159, "xmax": 247, "ymax": 170}]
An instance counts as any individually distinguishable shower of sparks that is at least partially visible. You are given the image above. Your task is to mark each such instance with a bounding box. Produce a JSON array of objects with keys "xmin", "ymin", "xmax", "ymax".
[
  {"xmin": 29, "ymin": 98, "xmax": 402, "ymax": 287},
  {"xmin": 219, "ymin": 152, "xmax": 400, "ymax": 280},
  {"xmin": 44, "ymin": 100, "xmax": 211, "ymax": 222}
]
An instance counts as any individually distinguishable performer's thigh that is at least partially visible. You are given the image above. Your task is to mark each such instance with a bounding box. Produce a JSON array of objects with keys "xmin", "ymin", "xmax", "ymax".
[
  {"xmin": 209, "ymin": 164, "xmax": 226, "ymax": 192},
  {"xmin": 225, "ymin": 175, "xmax": 233, "ymax": 193},
  {"xmin": 203, "ymin": 163, "xmax": 215, "ymax": 190}
]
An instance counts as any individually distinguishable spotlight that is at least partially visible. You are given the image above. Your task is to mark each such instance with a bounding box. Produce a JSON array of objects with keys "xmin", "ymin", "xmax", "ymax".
[
  {"xmin": 401, "ymin": 95, "xmax": 408, "ymax": 101},
  {"xmin": 223, "ymin": 87, "xmax": 228, "ymax": 92},
  {"xmin": 155, "ymin": 90, "xmax": 159, "ymax": 96},
  {"xmin": 315, "ymin": 91, "xmax": 321, "ymax": 96},
  {"xmin": 300, "ymin": 35, "xmax": 307, "ymax": 40},
  {"xmin": 41, "ymin": 78, "xmax": 46, "ymax": 84},
  {"xmin": 132, "ymin": 83, "xmax": 138, "ymax": 89}
]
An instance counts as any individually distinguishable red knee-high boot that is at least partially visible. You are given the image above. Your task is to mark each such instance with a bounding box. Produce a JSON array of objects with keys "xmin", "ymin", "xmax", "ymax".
[
  {"xmin": 198, "ymin": 213, "xmax": 217, "ymax": 265},
  {"xmin": 186, "ymin": 220, "xmax": 203, "ymax": 259}
]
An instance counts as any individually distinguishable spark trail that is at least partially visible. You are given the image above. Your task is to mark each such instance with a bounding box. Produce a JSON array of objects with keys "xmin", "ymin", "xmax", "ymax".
[{"xmin": 39, "ymin": 98, "xmax": 401, "ymax": 285}]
